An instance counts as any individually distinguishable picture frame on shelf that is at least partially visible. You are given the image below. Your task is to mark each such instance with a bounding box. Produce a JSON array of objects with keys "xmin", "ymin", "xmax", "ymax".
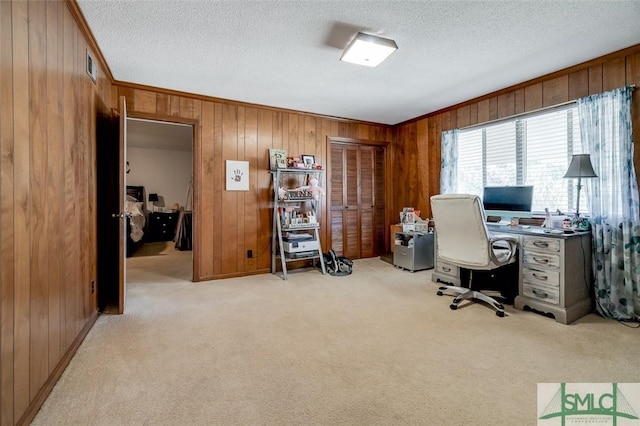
[
  {"xmin": 301, "ymin": 155, "xmax": 316, "ymax": 168},
  {"xmin": 269, "ymin": 148, "xmax": 287, "ymax": 170},
  {"xmin": 276, "ymin": 158, "xmax": 287, "ymax": 169}
]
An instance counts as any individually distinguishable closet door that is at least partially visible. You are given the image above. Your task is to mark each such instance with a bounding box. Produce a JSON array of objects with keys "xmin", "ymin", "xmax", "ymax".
[
  {"xmin": 329, "ymin": 142, "xmax": 386, "ymax": 259},
  {"xmin": 359, "ymin": 146, "xmax": 375, "ymax": 258}
]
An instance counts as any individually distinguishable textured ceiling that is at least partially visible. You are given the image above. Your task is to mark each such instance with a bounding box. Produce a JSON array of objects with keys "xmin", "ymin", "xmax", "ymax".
[{"xmin": 78, "ymin": 1, "xmax": 640, "ymax": 125}]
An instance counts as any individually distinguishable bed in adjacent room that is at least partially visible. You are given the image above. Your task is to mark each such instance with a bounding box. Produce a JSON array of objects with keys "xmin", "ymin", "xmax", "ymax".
[{"xmin": 125, "ymin": 185, "xmax": 147, "ymax": 257}]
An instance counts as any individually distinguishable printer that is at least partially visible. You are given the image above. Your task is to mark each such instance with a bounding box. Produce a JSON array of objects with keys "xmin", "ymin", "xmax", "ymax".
[{"xmin": 282, "ymin": 235, "xmax": 320, "ymax": 253}]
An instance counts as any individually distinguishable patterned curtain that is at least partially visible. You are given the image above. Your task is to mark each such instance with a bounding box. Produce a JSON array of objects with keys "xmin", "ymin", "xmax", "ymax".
[
  {"xmin": 577, "ymin": 86, "xmax": 640, "ymax": 320},
  {"xmin": 440, "ymin": 129, "xmax": 459, "ymax": 194}
]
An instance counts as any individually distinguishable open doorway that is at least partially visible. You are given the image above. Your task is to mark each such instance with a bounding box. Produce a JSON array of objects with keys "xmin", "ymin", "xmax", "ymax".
[{"xmin": 125, "ymin": 118, "xmax": 194, "ymax": 283}]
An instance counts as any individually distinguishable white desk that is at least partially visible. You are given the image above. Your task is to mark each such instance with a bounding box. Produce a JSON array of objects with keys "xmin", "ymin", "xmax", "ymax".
[{"xmin": 431, "ymin": 224, "xmax": 593, "ymax": 324}]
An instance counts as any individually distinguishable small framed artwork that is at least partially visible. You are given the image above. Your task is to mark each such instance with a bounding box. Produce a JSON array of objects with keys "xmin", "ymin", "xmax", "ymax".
[
  {"xmin": 269, "ymin": 148, "xmax": 287, "ymax": 170},
  {"xmin": 301, "ymin": 155, "xmax": 316, "ymax": 167},
  {"xmin": 226, "ymin": 160, "xmax": 249, "ymax": 191},
  {"xmin": 276, "ymin": 158, "xmax": 287, "ymax": 169}
]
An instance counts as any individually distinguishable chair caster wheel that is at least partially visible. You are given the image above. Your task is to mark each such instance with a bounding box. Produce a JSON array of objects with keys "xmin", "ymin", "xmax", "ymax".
[
  {"xmin": 450, "ymin": 304, "xmax": 458, "ymax": 310},
  {"xmin": 496, "ymin": 311, "xmax": 505, "ymax": 317},
  {"xmin": 437, "ymin": 291, "xmax": 444, "ymax": 296}
]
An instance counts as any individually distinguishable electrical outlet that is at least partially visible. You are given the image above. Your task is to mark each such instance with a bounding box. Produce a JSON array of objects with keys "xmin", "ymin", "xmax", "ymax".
[{"xmin": 247, "ymin": 250, "xmax": 253, "ymax": 258}]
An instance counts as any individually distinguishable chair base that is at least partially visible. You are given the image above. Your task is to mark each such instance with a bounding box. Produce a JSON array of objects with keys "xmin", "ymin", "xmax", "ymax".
[{"xmin": 437, "ymin": 286, "xmax": 505, "ymax": 317}]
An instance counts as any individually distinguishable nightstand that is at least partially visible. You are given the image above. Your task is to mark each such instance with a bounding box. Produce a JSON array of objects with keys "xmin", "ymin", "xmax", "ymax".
[{"xmin": 146, "ymin": 212, "xmax": 178, "ymax": 242}]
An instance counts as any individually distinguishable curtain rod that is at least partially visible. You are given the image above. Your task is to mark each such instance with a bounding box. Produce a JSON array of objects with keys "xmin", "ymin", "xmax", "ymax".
[{"xmin": 458, "ymin": 84, "xmax": 636, "ymax": 132}]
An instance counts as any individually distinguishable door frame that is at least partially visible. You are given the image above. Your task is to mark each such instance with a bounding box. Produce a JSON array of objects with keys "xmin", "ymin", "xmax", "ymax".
[
  {"xmin": 126, "ymin": 111, "xmax": 200, "ymax": 282},
  {"xmin": 326, "ymin": 136, "xmax": 391, "ymax": 257}
]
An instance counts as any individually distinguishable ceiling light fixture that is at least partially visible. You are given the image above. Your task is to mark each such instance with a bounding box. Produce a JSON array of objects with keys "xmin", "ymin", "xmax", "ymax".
[{"xmin": 340, "ymin": 32, "xmax": 398, "ymax": 67}]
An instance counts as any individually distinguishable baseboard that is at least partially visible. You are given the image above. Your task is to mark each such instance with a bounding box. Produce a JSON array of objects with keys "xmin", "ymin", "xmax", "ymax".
[
  {"xmin": 17, "ymin": 310, "xmax": 100, "ymax": 426},
  {"xmin": 195, "ymin": 268, "xmax": 271, "ymax": 281}
]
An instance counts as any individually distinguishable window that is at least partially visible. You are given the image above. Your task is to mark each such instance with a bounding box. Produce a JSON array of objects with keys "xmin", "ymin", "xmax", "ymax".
[{"xmin": 456, "ymin": 105, "xmax": 585, "ymax": 215}]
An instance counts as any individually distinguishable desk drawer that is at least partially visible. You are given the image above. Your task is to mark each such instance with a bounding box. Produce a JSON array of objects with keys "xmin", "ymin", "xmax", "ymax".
[
  {"xmin": 435, "ymin": 261, "xmax": 459, "ymax": 278},
  {"xmin": 522, "ymin": 282, "xmax": 560, "ymax": 305},
  {"xmin": 523, "ymin": 251, "xmax": 560, "ymax": 269},
  {"xmin": 522, "ymin": 237, "xmax": 561, "ymax": 253},
  {"xmin": 522, "ymin": 267, "xmax": 559, "ymax": 287}
]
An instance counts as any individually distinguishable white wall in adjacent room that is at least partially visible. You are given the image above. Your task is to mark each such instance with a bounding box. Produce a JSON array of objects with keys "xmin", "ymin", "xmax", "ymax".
[{"xmin": 127, "ymin": 147, "xmax": 192, "ymax": 212}]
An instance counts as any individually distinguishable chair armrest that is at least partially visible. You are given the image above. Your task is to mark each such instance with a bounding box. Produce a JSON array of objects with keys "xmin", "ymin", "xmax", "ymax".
[{"xmin": 488, "ymin": 235, "xmax": 518, "ymax": 265}]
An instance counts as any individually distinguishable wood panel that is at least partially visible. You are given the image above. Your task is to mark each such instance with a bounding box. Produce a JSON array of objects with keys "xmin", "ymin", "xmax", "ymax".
[
  {"xmin": 46, "ymin": 0, "xmax": 63, "ymax": 374},
  {"xmin": 514, "ymin": 88, "xmax": 525, "ymax": 114},
  {"xmin": 603, "ymin": 57, "xmax": 626, "ymax": 91},
  {"xmin": 221, "ymin": 103, "xmax": 239, "ymax": 275},
  {"xmin": 133, "ymin": 89, "xmax": 156, "ymax": 114},
  {"xmin": 627, "ymin": 52, "xmax": 640, "ymax": 197},
  {"xmin": 568, "ymin": 69, "xmax": 589, "ymax": 100},
  {"xmin": 199, "ymin": 101, "xmax": 214, "ymax": 279},
  {"xmin": 588, "ymin": 65, "xmax": 603, "ymax": 95},
  {"xmin": 28, "ymin": 0, "xmax": 49, "ymax": 399},
  {"xmin": 524, "ymin": 83, "xmax": 543, "ymax": 111},
  {"xmin": 12, "ymin": 0, "xmax": 32, "ymax": 416},
  {"xmin": 542, "ymin": 75, "xmax": 569, "ymax": 107},
  {"xmin": 1, "ymin": 1, "xmax": 16, "ymax": 422},
  {"xmin": 497, "ymin": 91, "xmax": 515, "ymax": 119},
  {"xmin": 0, "ymin": 1, "xmax": 109, "ymax": 424}
]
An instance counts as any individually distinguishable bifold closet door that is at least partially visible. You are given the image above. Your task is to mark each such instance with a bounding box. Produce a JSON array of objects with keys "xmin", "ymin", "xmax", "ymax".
[{"xmin": 329, "ymin": 142, "xmax": 385, "ymax": 259}]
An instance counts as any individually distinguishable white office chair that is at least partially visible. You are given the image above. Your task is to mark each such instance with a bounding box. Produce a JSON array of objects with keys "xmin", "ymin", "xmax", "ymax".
[{"xmin": 430, "ymin": 194, "xmax": 519, "ymax": 317}]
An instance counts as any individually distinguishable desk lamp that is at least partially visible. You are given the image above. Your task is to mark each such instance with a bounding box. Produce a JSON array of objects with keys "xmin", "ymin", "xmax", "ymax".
[
  {"xmin": 563, "ymin": 154, "xmax": 597, "ymax": 229},
  {"xmin": 148, "ymin": 193, "xmax": 159, "ymax": 212}
]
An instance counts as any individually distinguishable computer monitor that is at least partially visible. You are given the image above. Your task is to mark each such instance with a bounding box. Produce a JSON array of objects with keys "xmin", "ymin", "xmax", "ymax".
[{"xmin": 482, "ymin": 186, "xmax": 534, "ymax": 222}]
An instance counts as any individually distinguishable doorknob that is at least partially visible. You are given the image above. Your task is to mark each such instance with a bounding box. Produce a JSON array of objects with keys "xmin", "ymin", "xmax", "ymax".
[{"xmin": 111, "ymin": 212, "xmax": 125, "ymax": 218}]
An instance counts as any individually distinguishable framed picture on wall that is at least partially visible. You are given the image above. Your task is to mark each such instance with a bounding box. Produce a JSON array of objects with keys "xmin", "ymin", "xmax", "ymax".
[{"xmin": 226, "ymin": 160, "xmax": 250, "ymax": 191}]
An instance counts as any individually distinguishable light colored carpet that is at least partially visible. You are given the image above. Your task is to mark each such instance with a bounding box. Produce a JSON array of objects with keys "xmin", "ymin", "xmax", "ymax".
[{"xmin": 32, "ymin": 253, "xmax": 638, "ymax": 425}]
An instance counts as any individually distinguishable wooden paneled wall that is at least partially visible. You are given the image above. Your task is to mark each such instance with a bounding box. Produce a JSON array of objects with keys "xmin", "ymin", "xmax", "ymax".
[
  {"xmin": 0, "ymin": 1, "xmax": 112, "ymax": 424},
  {"xmin": 394, "ymin": 45, "xmax": 640, "ymax": 220},
  {"xmin": 113, "ymin": 84, "xmax": 394, "ymax": 281}
]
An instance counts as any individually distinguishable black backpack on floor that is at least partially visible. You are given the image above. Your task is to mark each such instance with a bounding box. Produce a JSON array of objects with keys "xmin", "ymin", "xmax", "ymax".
[{"xmin": 323, "ymin": 249, "xmax": 353, "ymax": 276}]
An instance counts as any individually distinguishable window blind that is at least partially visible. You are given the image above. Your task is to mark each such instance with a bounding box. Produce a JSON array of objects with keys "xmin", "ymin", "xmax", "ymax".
[{"xmin": 457, "ymin": 105, "xmax": 585, "ymax": 216}]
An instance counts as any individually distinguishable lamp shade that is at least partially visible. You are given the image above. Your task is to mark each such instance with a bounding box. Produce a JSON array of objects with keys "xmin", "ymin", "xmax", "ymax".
[
  {"xmin": 340, "ymin": 32, "xmax": 398, "ymax": 67},
  {"xmin": 148, "ymin": 193, "xmax": 159, "ymax": 202},
  {"xmin": 563, "ymin": 154, "xmax": 597, "ymax": 179}
]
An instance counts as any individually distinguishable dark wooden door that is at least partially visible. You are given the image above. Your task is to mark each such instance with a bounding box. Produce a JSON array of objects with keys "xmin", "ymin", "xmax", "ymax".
[
  {"xmin": 96, "ymin": 96, "xmax": 127, "ymax": 313},
  {"xmin": 118, "ymin": 96, "xmax": 127, "ymax": 313},
  {"xmin": 329, "ymin": 141, "xmax": 386, "ymax": 259}
]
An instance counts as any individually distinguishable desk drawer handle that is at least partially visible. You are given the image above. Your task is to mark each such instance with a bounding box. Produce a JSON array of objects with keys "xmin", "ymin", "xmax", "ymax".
[
  {"xmin": 442, "ymin": 267, "xmax": 451, "ymax": 272},
  {"xmin": 532, "ymin": 288, "xmax": 549, "ymax": 298},
  {"xmin": 532, "ymin": 256, "xmax": 549, "ymax": 264},
  {"xmin": 533, "ymin": 241, "xmax": 549, "ymax": 248},
  {"xmin": 532, "ymin": 273, "xmax": 548, "ymax": 281}
]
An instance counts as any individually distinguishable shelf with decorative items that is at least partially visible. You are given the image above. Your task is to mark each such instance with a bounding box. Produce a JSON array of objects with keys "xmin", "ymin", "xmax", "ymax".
[{"xmin": 270, "ymin": 167, "xmax": 326, "ymax": 280}]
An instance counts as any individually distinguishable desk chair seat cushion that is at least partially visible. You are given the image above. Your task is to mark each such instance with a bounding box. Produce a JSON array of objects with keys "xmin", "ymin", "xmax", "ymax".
[{"xmin": 431, "ymin": 194, "xmax": 518, "ymax": 270}]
